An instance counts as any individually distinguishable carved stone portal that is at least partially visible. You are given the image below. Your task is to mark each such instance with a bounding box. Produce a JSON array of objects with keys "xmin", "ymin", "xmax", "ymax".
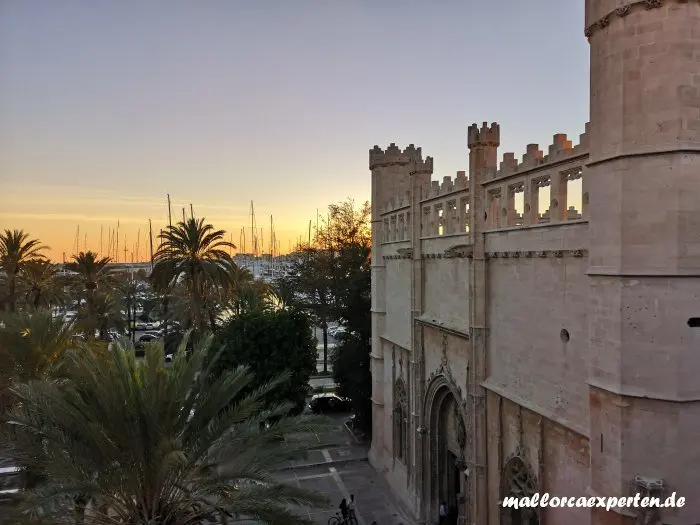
[
  {"xmin": 422, "ymin": 350, "xmax": 470, "ymax": 525},
  {"xmin": 500, "ymin": 450, "xmax": 540, "ymax": 525}
]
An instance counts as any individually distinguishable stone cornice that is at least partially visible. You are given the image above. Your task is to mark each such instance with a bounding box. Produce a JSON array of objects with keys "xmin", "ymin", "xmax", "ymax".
[
  {"xmin": 584, "ymin": 0, "xmax": 695, "ymax": 39},
  {"xmin": 487, "ymin": 249, "xmax": 587, "ymax": 259}
]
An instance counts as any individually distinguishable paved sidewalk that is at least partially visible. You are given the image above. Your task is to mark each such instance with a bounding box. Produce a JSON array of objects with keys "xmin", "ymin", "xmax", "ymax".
[{"xmin": 274, "ymin": 461, "xmax": 416, "ymax": 525}]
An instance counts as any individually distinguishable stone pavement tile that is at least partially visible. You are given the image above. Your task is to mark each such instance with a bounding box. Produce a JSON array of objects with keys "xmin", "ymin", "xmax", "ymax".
[
  {"xmin": 335, "ymin": 463, "xmax": 414, "ymax": 525},
  {"xmin": 293, "ymin": 464, "xmax": 337, "ymax": 478},
  {"xmin": 309, "ymin": 509, "xmax": 339, "ymax": 525}
]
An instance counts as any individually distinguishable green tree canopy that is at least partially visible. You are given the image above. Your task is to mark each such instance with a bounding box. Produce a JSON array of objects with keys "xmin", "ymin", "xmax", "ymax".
[
  {"xmin": 5, "ymin": 337, "xmax": 330, "ymax": 524},
  {"xmin": 276, "ymin": 199, "xmax": 372, "ymax": 431},
  {"xmin": 213, "ymin": 309, "xmax": 317, "ymax": 414}
]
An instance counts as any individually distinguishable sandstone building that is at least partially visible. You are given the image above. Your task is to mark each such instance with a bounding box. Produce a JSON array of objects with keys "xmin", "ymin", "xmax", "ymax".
[{"xmin": 368, "ymin": 1, "xmax": 700, "ymax": 524}]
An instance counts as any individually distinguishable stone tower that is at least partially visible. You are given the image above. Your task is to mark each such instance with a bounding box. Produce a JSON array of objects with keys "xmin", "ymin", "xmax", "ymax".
[{"xmin": 584, "ymin": 1, "xmax": 700, "ymax": 524}]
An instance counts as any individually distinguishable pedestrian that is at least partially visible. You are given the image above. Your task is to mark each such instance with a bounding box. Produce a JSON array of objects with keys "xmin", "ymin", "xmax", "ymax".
[
  {"xmin": 340, "ymin": 498, "xmax": 348, "ymax": 522},
  {"xmin": 348, "ymin": 494, "xmax": 357, "ymax": 523},
  {"xmin": 439, "ymin": 501, "xmax": 447, "ymax": 525}
]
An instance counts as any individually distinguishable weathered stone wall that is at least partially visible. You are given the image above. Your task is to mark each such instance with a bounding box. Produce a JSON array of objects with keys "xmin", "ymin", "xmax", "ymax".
[
  {"xmin": 383, "ymin": 257, "xmax": 412, "ymax": 349},
  {"xmin": 484, "ymin": 226, "xmax": 590, "ymax": 436},
  {"xmin": 422, "ymin": 258, "xmax": 471, "ymax": 334},
  {"xmin": 486, "ymin": 392, "xmax": 591, "ymax": 525}
]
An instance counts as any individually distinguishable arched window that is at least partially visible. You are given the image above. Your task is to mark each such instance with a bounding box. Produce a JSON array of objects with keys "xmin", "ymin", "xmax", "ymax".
[{"xmin": 393, "ymin": 378, "xmax": 409, "ymax": 462}]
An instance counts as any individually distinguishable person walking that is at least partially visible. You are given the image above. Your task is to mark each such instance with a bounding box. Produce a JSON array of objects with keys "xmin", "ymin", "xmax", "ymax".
[
  {"xmin": 339, "ymin": 498, "xmax": 349, "ymax": 523},
  {"xmin": 348, "ymin": 494, "xmax": 357, "ymax": 524},
  {"xmin": 439, "ymin": 501, "xmax": 447, "ymax": 525}
]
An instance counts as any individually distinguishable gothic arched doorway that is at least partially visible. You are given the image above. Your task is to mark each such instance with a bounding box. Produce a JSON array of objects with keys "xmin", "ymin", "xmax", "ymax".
[
  {"xmin": 500, "ymin": 454, "xmax": 540, "ymax": 525},
  {"xmin": 424, "ymin": 381, "xmax": 468, "ymax": 525}
]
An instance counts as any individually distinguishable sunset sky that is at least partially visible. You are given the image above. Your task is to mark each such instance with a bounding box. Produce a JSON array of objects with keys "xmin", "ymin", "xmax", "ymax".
[{"xmin": 0, "ymin": 1, "xmax": 589, "ymax": 262}]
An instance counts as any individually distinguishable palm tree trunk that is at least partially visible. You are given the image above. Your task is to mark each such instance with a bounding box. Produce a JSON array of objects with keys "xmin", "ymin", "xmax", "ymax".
[
  {"xmin": 163, "ymin": 295, "xmax": 169, "ymax": 340},
  {"xmin": 208, "ymin": 308, "xmax": 217, "ymax": 332},
  {"xmin": 8, "ymin": 272, "xmax": 17, "ymax": 312},
  {"xmin": 322, "ymin": 319, "xmax": 328, "ymax": 373},
  {"xmin": 74, "ymin": 493, "xmax": 88, "ymax": 524}
]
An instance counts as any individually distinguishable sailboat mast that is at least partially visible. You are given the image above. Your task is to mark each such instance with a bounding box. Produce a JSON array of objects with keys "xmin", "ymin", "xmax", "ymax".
[
  {"xmin": 250, "ymin": 201, "xmax": 256, "ymax": 275},
  {"xmin": 167, "ymin": 194, "xmax": 172, "ymax": 227},
  {"xmin": 149, "ymin": 219, "xmax": 154, "ymax": 272},
  {"xmin": 136, "ymin": 229, "xmax": 141, "ymax": 262},
  {"xmin": 100, "ymin": 226, "xmax": 103, "ymax": 256},
  {"xmin": 116, "ymin": 221, "xmax": 120, "ymax": 263}
]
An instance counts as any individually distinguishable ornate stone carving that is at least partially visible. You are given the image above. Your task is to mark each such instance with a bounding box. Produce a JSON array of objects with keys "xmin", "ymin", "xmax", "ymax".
[
  {"xmin": 615, "ymin": 4, "xmax": 632, "ymax": 16},
  {"xmin": 397, "ymin": 247, "xmax": 413, "ymax": 259},
  {"xmin": 454, "ymin": 402, "xmax": 467, "ymax": 449},
  {"xmin": 554, "ymin": 250, "xmax": 563, "ymax": 258},
  {"xmin": 502, "ymin": 448, "xmax": 538, "ymax": 499},
  {"xmin": 572, "ymin": 249, "xmax": 584, "ymax": 257},
  {"xmin": 587, "ymin": 0, "xmax": 672, "ymax": 38},
  {"xmin": 427, "ymin": 335, "xmax": 468, "ymax": 418},
  {"xmin": 444, "ymin": 244, "xmax": 472, "ymax": 259}
]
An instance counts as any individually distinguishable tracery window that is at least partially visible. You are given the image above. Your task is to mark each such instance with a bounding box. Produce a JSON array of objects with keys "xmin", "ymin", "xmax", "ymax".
[{"xmin": 393, "ymin": 378, "xmax": 409, "ymax": 462}]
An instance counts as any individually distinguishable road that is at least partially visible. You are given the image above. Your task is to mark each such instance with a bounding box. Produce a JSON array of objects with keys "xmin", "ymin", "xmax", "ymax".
[{"xmin": 271, "ymin": 413, "xmax": 416, "ymax": 525}]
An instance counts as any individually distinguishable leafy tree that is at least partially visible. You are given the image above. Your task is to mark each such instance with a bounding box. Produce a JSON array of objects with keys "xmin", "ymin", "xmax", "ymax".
[
  {"xmin": 214, "ymin": 309, "xmax": 317, "ymax": 414},
  {"xmin": 65, "ymin": 251, "xmax": 118, "ymax": 340},
  {"xmin": 5, "ymin": 337, "xmax": 330, "ymax": 524},
  {"xmin": 281, "ymin": 199, "xmax": 373, "ymax": 431},
  {"xmin": 151, "ymin": 218, "xmax": 236, "ymax": 333},
  {"xmin": 18, "ymin": 260, "xmax": 66, "ymax": 311},
  {"xmin": 0, "ymin": 229, "xmax": 48, "ymax": 312},
  {"xmin": 322, "ymin": 200, "xmax": 372, "ymax": 433},
  {"xmin": 0, "ymin": 310, "xmax": 75, "ymax": 411},
  {"xmin": 277, "ymin": 246, "xmax": 335, "ymax": 372}
]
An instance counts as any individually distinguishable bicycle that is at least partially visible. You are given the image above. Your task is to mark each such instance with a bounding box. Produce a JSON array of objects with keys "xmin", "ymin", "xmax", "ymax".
[{"xmin": 328, "ymin": 511, "xmax": 350, "ymax": 525}]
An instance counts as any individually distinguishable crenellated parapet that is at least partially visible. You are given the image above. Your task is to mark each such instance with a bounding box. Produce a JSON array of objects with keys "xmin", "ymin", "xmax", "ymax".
[
  {"xmin": 421, "ymin": 171, "xmax": 469, "ymax": 201},
  {"xmin": 370, "ymin": 143, "xmax": 431, "ymax": 170},
  {"xmin": 382, "ymin": 191, "xmax": 412, "ymax": 214},
  {"xmin": 495, "ymin": 123, "xmax": 590, "ymax": 178},
  {"xmin": 468, "ymin": 122, "xmax": 500, "ymax": 148}
]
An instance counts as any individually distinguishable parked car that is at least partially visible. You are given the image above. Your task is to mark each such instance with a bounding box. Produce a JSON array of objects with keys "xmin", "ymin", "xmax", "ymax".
[
  {"xmin": 0, "ymin": 465, "xmax": 22, "ymax": 505},
  {"xmin": 308, "ymin": 393, "xmax": 351, "ymax": 414},
  {"xmin": 135, "ymin": 333, "xmax": 161, "ymax": 352}
]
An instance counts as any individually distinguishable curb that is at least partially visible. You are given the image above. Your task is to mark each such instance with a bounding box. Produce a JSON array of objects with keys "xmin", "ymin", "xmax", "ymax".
[
  {"xmin": 343, "ymin": 421, "xmax": 361, "ymax": 444},
  {"xmin": 277, "ymin": 456, "xmax": 368, "ymax": 472}
]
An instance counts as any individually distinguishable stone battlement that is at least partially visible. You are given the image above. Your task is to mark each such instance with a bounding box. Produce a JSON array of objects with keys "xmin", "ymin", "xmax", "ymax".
[
  {"xmin": 421, "ymin": 171, "xmax": 469, "ymax": 201},
  {"xmin": 382, "ymin": 191, "xmax": 412, "ymax": 214},
  {"xmin": 495, "ymin": 122, "xmax": 590, "ymax": 178},
  {"xmin": 369, "ymin": 143, "xmax": 433, "ymax": 171},
  {"xmin": 468, "ymin": 122, "xmax": 500, "ymax": 147}
]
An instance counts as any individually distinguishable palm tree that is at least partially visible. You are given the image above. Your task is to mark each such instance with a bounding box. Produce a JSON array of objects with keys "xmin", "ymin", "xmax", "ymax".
[
  {"xmin": 0, "ymin": 229, "xmax": 48, "ymax": 312},
  {"xmin": 0, "ymin": 309, "xmax": 76, "ymax": 412},
  {"xmin": 66, "ymin": 252, "xmax": 117, "ymax": 339},
  {"xmin": 18, "ymin": 260, "xmax": 66, "ymax": 311},
  {"xmin": 151, "ymin": 218, "xmax": 236, "ymax": 333},
  {"xmin": 6, "ymin": 336, "xmax": 330, "ymax": 524}
]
